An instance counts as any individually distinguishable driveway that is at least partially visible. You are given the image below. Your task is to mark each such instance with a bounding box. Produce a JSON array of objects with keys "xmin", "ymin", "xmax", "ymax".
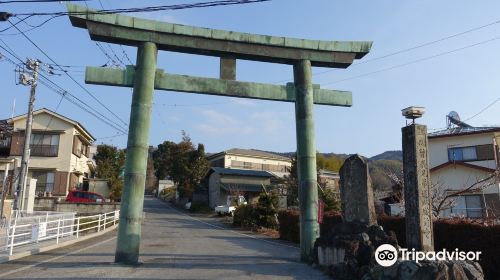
[{"xmin": 0, "ymin": 196, "xmax": 328, "ymax": 279}]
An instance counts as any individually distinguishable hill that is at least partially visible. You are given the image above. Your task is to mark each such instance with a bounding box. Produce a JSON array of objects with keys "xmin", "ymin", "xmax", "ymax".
[{"xmin": 369, "ymin": 150, "xmax": 402, "ymax": 161}]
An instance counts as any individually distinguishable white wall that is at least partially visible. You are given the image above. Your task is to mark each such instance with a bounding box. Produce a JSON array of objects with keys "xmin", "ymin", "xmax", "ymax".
[
  {"xmin": 431, "ymin": 165, "xmax": 500, "ymax": 194},
  {"xmin": 428, "ymin": 133, "xmax": 497, "ymax": 169}
]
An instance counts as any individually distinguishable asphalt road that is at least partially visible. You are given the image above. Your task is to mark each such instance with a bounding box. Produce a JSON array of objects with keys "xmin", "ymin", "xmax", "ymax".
[{"xmin": 0, "ymin": 196, "xmax": 329, "ymax": 280}]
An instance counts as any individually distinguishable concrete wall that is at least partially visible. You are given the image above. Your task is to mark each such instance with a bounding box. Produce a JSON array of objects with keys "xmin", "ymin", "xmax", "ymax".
[
  {"xmin": 34, "ymin": 197, "xmax": 120, "ymax": 215},
  {"xmin": 208, "ymin": 173, "xmax": 221, "ymax": 208}
]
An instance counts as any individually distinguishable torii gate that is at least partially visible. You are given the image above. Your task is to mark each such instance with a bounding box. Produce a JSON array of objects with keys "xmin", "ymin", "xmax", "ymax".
[{"xmin": 66, "ymin": 4, "xmax": 372, "ymax": 264}]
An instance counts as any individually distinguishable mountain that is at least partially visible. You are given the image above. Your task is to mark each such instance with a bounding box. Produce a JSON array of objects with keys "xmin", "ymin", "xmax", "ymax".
[{"xmin": 369, "ymin": 151, "xmax": 402, "ymax": 162}]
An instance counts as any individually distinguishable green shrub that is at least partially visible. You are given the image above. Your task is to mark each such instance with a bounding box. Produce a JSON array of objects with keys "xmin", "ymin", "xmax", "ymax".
[
  {"xmin": 320, "ymin": 188, "xmax": 340, "ymax": 212},
  {"xmin": 255, "ymin": 193, "xmax": 279, "ymax": 229},
  {"xmin": 189, "ymin": 202, "xmax": 211, "ymax": 213},
  {"xmin": 233, "ymin": 204, "xmax": 257, "ymax": 228}
]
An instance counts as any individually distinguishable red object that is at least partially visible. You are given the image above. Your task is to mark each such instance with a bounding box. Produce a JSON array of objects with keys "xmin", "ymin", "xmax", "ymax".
[
  {"xmin": 66, "ymin": 190, "xmax": 105, "ymax": 203},
  {"xmin": 318, "ymin": 200, "xmax": 325, "ymax": 224}
]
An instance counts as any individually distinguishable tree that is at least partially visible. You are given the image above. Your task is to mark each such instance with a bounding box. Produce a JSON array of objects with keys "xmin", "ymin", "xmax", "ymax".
[
  {"xmin": 152, "ymin": 131, "xmax": 210, "ymax": 199},
  {"xmin": 385, "ymin": 167, "xmax": 500, "ymax": 217},
  {"xmin": 285, "ymin": 153, "xmax": 341, "ymax": 210},
  {"xmin": 94, "ymin": 144, "xmax": 125, "ymax": 201}
]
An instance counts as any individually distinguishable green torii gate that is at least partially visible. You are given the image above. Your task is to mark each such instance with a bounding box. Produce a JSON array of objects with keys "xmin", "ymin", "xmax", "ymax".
[{"xmin": 66, "ymin": 4, "xmax": 372, "ymax": 264}]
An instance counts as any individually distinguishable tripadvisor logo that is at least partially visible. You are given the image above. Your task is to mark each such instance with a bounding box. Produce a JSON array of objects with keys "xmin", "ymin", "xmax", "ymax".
[
  {"xmin": 375, "ymin": 244, "xmax": 398, "ymax": 267},
  {"xmin": 375, "ymin": 244, "xmax": 481, "ymax": 267}
]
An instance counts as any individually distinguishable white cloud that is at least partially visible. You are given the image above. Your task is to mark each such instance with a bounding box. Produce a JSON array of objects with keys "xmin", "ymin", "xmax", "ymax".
[{"xmin": 195, "ymin": 109, "xmax": 254, "ymax": 135}]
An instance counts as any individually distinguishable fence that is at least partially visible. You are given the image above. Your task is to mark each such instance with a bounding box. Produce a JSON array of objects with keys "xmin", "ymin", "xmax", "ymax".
[{"xmin": 0, "ymin": 210, "xmax": 119, "ymax": 256}]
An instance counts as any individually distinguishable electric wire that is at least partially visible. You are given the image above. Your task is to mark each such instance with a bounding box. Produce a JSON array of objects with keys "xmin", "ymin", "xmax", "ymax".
[
  {"xmin": 0, "ymin": 42, "xmax": 128, "ymax": 134},
  {"xmin": 272, "ymin": 18, "xmax": 500, "ymax": 84},
  {"xmin": 9, "ymin": 20, "xmax": 129, "ymax": 128},
  {"xmin": 12, "ymin": 0, "xmax": 271, "ymax": 17},
  {"xmin": 322, "ymin": 34, "xmax": 500, "ymax": 86},
  {"xmin": 0, "ymin": 0, "xmax": 88, "ymax": 3}
]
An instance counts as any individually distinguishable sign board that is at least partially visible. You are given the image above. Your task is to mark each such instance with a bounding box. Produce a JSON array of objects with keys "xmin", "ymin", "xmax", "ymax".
[
  {"xmin": 31, "ymin": 224, "xmax": 39, "ymax": 242},
  {"xmin": 31, "ymin": 222, "xmax": 48, "ymax": 241},
  {"xmin": 114, "ymin": 210, "xmax": 120, "ymax": 221},
  {"xmin": 39, "ymin": 222, "xmax": 47, "ymax": 238}
]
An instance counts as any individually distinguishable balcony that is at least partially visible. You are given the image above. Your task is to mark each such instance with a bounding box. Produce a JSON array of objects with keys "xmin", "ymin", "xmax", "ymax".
[{"xmin": 30, "ymin": 144, "xmax": 58, "ymax": 157}]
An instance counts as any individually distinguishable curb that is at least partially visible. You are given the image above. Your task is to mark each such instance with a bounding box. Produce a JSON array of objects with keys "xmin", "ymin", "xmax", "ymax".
[{"xmin": 0, "ymin": 224, "xmax": 118, "ymax": 263}]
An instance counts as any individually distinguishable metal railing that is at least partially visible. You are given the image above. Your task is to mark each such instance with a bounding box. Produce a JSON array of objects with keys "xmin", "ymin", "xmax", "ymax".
[
  {"xmin": 0, "ymin": 210, "xmax": 119, "ymax": 256},
  {"xmin": 30, "ymin": 144, "xmax": 58, "ymax": 157}
]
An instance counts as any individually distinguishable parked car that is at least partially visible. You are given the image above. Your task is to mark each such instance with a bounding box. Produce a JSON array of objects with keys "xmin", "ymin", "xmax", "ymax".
[
  {"xmin": 66, "ymin": 190, "xmax": 105, "ymax": 203},
  {"xmin": 215, "ymin": 195, "xmax": 247, "ymax": 216}
]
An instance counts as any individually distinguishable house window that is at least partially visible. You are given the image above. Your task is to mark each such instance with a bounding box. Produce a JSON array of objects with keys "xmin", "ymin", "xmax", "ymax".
[
  {"xmin": 450, "ymin": 195, "xmax": 483, "ymax": 218},
  {"xmin": 72, "ymin": 136, "xmax": 89, "ymax": 157},
  {"xmin": 231, "ymin": 160, "xmax": 244, "ymax": 168},
  {"xmin": 448, "ymin": 145, "xmax": 494, "ymax": 162},
  {"xmin": 31, "ymin": 170, "xmax": 54, "ymax": 196},
  {"xmin": 30, "ymin": 134, "xmax": 59, "ymax": 157}
]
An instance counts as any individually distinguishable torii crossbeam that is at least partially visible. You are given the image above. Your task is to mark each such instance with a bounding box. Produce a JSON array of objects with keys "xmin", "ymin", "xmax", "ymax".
[{"xmin": 67, "ymin": 4, "xmax": 372, "ymax": 264}]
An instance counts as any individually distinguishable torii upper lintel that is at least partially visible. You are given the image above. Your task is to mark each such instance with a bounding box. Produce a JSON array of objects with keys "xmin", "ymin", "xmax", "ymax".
[{"xmin": 67, "ymin": 4, "xmax": 372, "ymax": 68}]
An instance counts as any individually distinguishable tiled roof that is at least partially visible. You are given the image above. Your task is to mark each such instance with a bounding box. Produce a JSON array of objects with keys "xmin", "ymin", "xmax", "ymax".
[
  {"xmin": 220, "ymin": 183, "xmax": 272, "ymax": 193},
  {"xmin": 428, "ymin": 126, "xmax": 500, "ymax": 138},
  {"xmin": 211, "ymin": 167, "xmax": 276, "ymax": 178},
  {"xmin": 208, "ymin": 148, "xmax": 290, "ymax": 161}
]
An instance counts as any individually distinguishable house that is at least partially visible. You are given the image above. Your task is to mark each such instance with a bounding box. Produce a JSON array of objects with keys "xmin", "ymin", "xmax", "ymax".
[
  {"xmin": 0, "ymin": 108, "xmax": 96, "ymax": 198},
  {"xmin": 207, "ymin": 148, "xmax": 292, "ymax": 178},
  {"xmin": 202, "ymin": 148, "xmax": 291, "ymax": 208},
  {"xmin": 318, "ymin": 169, "xmax": 340, "ymax": 193},
  {"xmin": 206, "ymin": 167, "xmax": 276, "ymax": 208},
  {"xmin": 428, "ymin": 119, "xmax": 500, "ymax": 218}
]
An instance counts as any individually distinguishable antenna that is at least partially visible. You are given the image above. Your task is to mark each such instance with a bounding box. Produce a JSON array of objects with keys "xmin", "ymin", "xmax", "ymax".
[
  {"xmin": 10, "ymin": 98, "xmax": 15, "ymax": 119},
  {"xmin": 447, "ymin": 111, "xmax": 472, "ymax": 128}
]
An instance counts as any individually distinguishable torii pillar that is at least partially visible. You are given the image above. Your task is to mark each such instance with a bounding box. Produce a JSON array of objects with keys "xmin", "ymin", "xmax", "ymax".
[
  {"xmin": 115, "ymin": 42, "xmax": 157, "ymax": 263},
  {"xmin": 66, "ymin": 3, "xmax": 372, "ymax": 264}
]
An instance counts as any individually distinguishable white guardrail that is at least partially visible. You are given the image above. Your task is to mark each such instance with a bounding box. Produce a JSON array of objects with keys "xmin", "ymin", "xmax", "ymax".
[{"xmin": 0, "ymin": 210, "xmax": 119, "ymax": 256}]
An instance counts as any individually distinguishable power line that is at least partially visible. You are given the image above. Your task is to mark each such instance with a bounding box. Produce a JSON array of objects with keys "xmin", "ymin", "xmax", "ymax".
[
  {"xmin": 463, "ymin": 97, "xmax": 500, "ymax": 122},
  {"xmin": 95, "ymin": 132, "xmax": 127, "ymax": 140},
  {"xmin": 0, "ymin": 0, "xmax": 87, "ymax": 3},
  {"xmin": 85, "ymin": 0, "xmax": 126, "ymax": 67},
  {"xmin": 9, "ymin": 20, "xmax": 129, "ymax": 128},
  {"xmin": 0, "ymin": 41, "xmax": 128, "ymax": 134},
  {"xmin": 12, "ymin": 0, "xmax": 271, "ymax": 17},
  {"xmin": 96, "ymin": 0, "xmax": 132, "ymax": 66},
  {"xmin": 272, "ymin": 18, "xmax": 500, "ymax": 84},
  {"xmin": 322, "ymin": 34, "xmax": 500, "ymax": 86},
  {"xmin": 0, "ymin": 15, "xmax": 61, "ymax": 35}
]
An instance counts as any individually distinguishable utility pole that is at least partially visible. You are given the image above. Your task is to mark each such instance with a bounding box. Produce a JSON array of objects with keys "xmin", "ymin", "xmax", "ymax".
[{"xmin": 13, "ymin": 59, "xmax": 39, "ymax": 211}]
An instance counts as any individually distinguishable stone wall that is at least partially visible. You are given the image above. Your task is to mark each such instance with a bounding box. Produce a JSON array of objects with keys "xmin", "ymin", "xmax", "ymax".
[{"xmin": 34, "ymin": 197, "xmax": 120, "ymax": 215}]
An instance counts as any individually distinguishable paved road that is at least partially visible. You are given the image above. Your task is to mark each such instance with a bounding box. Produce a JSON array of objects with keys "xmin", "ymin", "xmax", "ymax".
[{"xmin": 0, "ymin": 196, "xmax": 328, "ymax": 279}]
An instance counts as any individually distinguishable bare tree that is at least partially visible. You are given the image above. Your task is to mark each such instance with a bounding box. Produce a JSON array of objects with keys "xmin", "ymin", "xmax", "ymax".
[{"xmin": 385, "ymin": 168, "xmax": 500, "ymax": 218}]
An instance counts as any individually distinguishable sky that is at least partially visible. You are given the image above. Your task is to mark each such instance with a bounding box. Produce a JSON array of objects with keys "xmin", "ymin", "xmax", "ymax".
[{"xmin": 1, "ymin": 0, "xmax": 500, "ymax": 157}]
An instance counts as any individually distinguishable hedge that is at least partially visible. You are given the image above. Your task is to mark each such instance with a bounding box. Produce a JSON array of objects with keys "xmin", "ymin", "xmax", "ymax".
[{"xmin": 277, "ymin": 210, "xmax": 500, "ymax": 280}]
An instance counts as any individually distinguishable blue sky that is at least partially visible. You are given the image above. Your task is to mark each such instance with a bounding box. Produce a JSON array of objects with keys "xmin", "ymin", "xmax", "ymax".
[{"xmin": 1, "ymin": 0, "xmax": 500, "ymax": 157}]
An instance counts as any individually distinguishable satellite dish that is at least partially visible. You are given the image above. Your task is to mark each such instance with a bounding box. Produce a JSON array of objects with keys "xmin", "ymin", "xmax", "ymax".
[
  {"xmin": 447, "ymin": 111, "xmax": 472, "ymax": 128},
  {"xmin": 448, "ymin": 111, "xmax": 460, "ymax": 122}
]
